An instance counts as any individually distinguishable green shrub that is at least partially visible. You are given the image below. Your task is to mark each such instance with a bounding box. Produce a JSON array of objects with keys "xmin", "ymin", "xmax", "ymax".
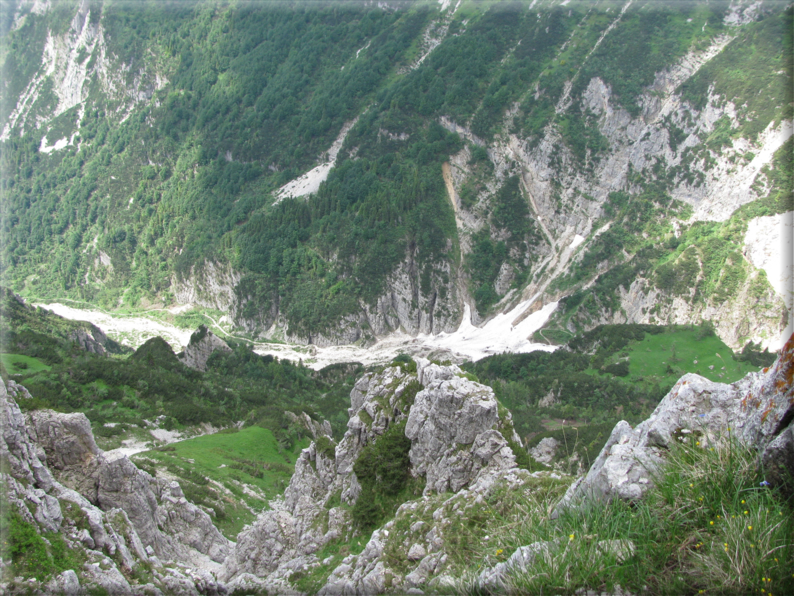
[
  {"xmin": 354, "ymin": 421, "xmax": 412, "ymax": 496},
  {"xmin": 603, "ymin": 361, "xmax": 630, "ymax": 377},
  {"xmin": 315, "ymin": 435, "xmax": 337, "ymax": 460},
  {"xmin": 3, "ymin": 509, "xmax": 55, "ymax": 580},
  {"xmin": 352, "ymin": 420, "xmax": 420, "ymax": 531}
]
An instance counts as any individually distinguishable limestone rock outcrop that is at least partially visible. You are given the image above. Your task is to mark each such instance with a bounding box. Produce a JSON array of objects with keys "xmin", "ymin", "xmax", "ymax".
[
  {"xmin": 69, "ymin": 326, "xmax": 111, "ymax": 355},
  {"xmin": 222, "ymin": 358, "xmax": 525, "ymax": 594},
  {"xmin": 26, "ymin": 409, "xmax": 103, "ymax": 498},
  {"xmin": 554, "ymin": 333, "xmax": 794, "ymax": 513},
  {"xmin": 0, "ymin": 378, "xmax": 232, "ymax": 595},
  {"xmin": 178, "ymin": 325, "xmax": 232, "ymax": 372},
  {"xmin": 285, "ymin": 410, "xmax": 333, "ymax": 441},
  {"xmin": 406, "ymin": 360, "xmax": 519, "ymax": 495},
  {"xmin": 221, "ymin": 364, "xmax": 421, "ymax": 590},
  {"xmin": 224, "ymin": 358, "xmax": 528, "ymax": 594},
  {"xmin": 529, "ymin": 437, "xmax": 559, "ymax": 465}
]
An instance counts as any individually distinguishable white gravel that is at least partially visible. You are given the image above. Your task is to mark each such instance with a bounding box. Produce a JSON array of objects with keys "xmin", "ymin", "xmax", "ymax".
[
  {"xmin": 35, "ymin": 302, "xmax": 193, "ymax": 350},
  {"xmin": 37, "ymin": 296, "xmax": 558, "ymax": 371}
]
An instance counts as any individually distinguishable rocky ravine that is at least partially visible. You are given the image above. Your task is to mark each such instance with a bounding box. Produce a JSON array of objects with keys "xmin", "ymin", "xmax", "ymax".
[
  {"xmin": 1, "ymin": 355, "xmax": 543, "ymax": 594},
  {"xmin": 221, "ymin": 358, "xmax": 532, "ymax": 594}
]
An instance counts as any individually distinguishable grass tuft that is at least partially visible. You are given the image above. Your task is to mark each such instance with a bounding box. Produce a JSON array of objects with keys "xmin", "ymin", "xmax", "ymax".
[{"xmin": 454, "ymin": 435, "xmax": 794, "ymax": 595}]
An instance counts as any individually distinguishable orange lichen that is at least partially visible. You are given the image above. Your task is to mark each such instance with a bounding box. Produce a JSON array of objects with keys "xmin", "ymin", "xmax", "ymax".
[{"xmin": 761, "ymin": 407, "xmax": 773, "ymax": 423}]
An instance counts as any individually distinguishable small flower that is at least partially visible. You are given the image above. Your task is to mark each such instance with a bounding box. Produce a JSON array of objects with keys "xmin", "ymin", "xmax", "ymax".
[
  {"xmin": 710, "ymin": 521, "xmax": 714, "ymax": 525},
  {"xmin": 690, "ymin": 483, "xmax": 694, "ymax": 488},
  {"xmin": 760, "ymin": 480, "xmax": 770, "ymax": 487},
  {"xmin": 748, "ymin": 525, "xmax": 753, "ymax": 530},
  {"xmin": 742, "ymin": 500, "xmax": 746, "ymax": 504},
  {"xmin": 569, "ymin": 534, "xmax": 575, "ymax": 541},
  {"xmin": 496, "ymin": 549, "xmax": 503, "ymax": 555},
  {"xmin": 744, "ymin": 511, "xmax": 749, "ymax": 515}
]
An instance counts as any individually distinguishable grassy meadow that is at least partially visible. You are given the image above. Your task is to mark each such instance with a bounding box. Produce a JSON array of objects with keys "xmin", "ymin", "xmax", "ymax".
[{"xmin": 133, "ymin": 426, "xmax": 310, "ymax": 538}]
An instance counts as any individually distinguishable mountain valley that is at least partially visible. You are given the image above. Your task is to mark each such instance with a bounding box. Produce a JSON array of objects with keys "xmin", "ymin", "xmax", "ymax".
[{"xmin": 1, "ymin": 0, "xmax": 793, "ymax": 593}]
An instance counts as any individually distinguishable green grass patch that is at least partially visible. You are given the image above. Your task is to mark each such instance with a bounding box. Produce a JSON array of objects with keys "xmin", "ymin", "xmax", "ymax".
[
  {"xmin": 0, "ymin": 506, "xmax": 84, "ymax": 581},
  {"xmin": 132, "ymin": 426, "xmax": 308, "ymax": 538},
  {"xmin": 0, "ymin": 353, "xmax": 51, "ymax": 375},
  {"xmin": 614, "ymin": 327, "xmax": 760, "ymax": 386}
]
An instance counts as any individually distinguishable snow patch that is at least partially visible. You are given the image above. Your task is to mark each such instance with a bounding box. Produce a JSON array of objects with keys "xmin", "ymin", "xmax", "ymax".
[
  {"xmin": 418, "ymin": 298, "xmax": 558, "ymax": 361},
  {"xmin": 569, "ymin": 234, "xmax": 586, "ymax": 250},
  {"xmin": 40, "ymin": 135, "xmax": 69, "ymax": 153},
  {"xmin": 253, "ymin": 298, "xmax": 558, "ymax": 368}
]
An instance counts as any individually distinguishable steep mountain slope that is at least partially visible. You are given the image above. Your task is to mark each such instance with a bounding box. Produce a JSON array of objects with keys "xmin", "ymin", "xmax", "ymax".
[{"xmin": 1, "ymin": 0, "xmax": 791, "ymax": 350}]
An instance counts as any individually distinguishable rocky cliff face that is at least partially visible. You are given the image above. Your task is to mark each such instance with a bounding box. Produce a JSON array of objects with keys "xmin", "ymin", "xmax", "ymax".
[
  {"xmin": 442, "ymin": 32, "xmax": 791, "ymax": 350},
  {"xmin": 2, "ymin": 0, "xmax": 168, "ymax": 142},
  {"xmin": 0, "ymin": 378, "xmax": 231, "ymax": 595},
  {"xmin": 191, "ymin": 7, "xmax": 790, "ymax": 349}
]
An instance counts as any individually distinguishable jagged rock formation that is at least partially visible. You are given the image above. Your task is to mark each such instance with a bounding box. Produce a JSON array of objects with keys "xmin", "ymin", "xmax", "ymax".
[
  {"xmin": 406, "ymin": 362, "xmax": 520, "ymax": 495},
  {"xmin": 554, "ymin": 332, "xmax": 794, "ymax": 512},
  {"xmin": 468, "ymin": 333, "xmax": 794, "ymax": 592},
  {"xmin": 221, "ymin": 358, "xmax": 529, "ymax": 594},
  {"xmin": 69, "ymin": 326, "xmax": 112, "ymax": 355},
  {"xmin": 0, "ymin": 378, "xmax": 232, "ymax": 595},
  {"xmin": 285, "ymin": 410, "xmax": 334, "ymax": 441},
  {"xmin": 177, "ymin": 325, "xmax": 232, "ymax": 372},
  {"xmin": 529, "ymin": 437, "xmax": 559, "ymax": 466}
]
